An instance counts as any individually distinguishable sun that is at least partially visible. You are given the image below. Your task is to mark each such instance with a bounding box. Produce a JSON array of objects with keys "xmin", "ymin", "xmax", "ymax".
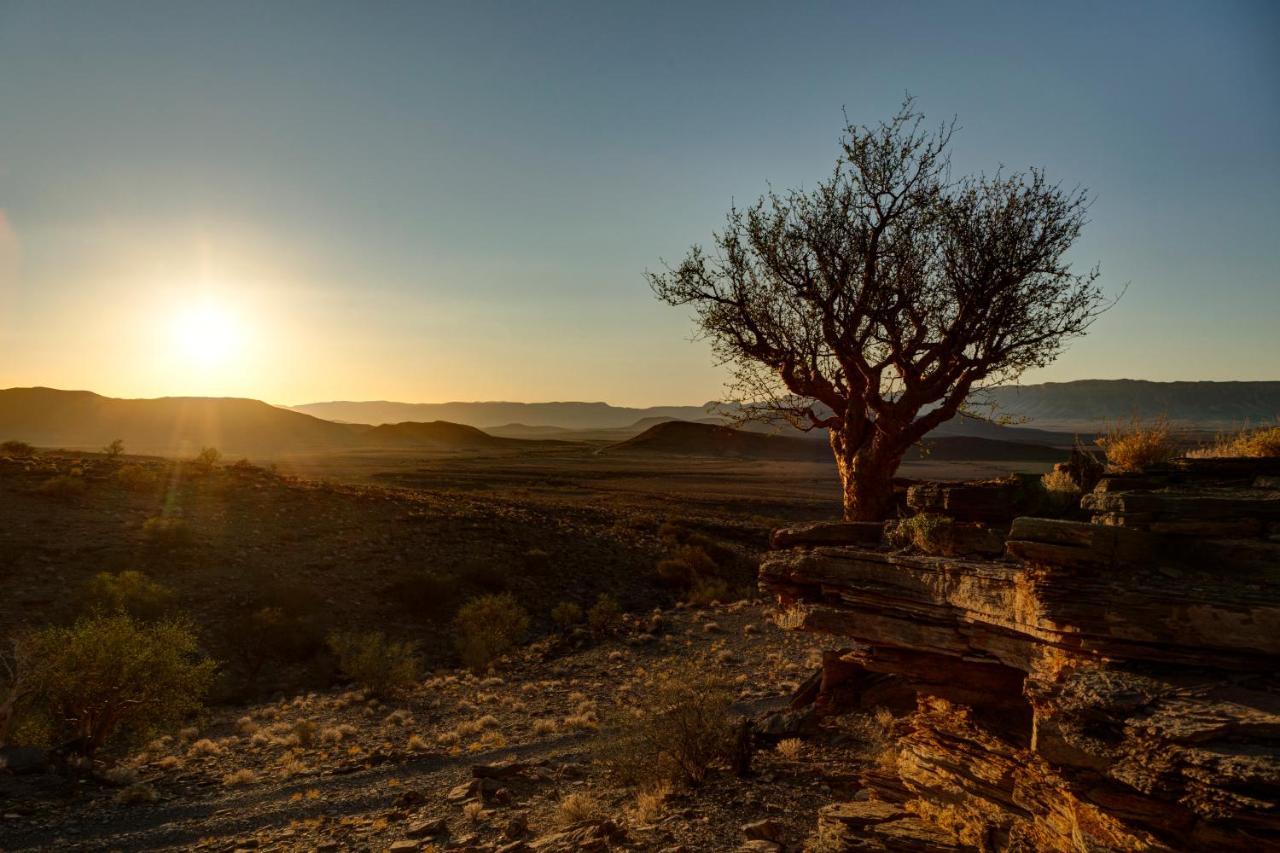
[{"xmin": 172, "ymin": 300, "xmax": 244, "ymax": 365}]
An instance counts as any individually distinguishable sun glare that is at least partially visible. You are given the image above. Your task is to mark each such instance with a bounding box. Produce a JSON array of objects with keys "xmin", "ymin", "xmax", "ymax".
[{"xmin": 172, "ymin": 300, "xmax": 244, "ymax": 365}]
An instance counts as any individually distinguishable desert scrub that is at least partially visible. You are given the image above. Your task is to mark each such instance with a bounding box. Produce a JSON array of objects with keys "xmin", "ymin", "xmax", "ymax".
[
  {"xmin": 1039, "ymin": 468, "xmax": 1083, "ymax": 515},
  {"xmin": 550, "ymin": 600, "xmax": 583, "ymax": 632},
  {"xmin": 114, "ymin": 463, "xmax": 160, "ymax": 492},
  {"xmin": 1192, "ymin": 424, "xmax": 1280, "ymax": 458},
  {"xmin": 191, "ymin": 446, "xmax": 222, "ymax": 473},
  {"xmin": 595, "ymin": 657, "xmax": 737, "ymax": 786},
  {"xmin": 142, "ymin": 516, "xmax": 194, "ymax": 548},
  {"xmin": 85, "ymin": 571, "xmax": 175, "ymax": 622},
  {"xmin": 1096, "ymin": 415, "xmax": 1178, "ymax": 472},
  {"xmin": 327, "ymin": 630, "xmax": 420, "ymax": 698},
  {"xmin": 1, "ymin": 439, "xmax": 36, "ymax": 456},
  {"xmin": 453, "ymin": 593, "xmax": 530, "ymax": 672},
  {"xmin": 13, "ymin": 614, "xmax": 215, "ymax": 756},
  {"xmin": 35, "ymin": 474, "xmax": 86, "ymax": 499},
  {"xmin": 553, "ymin": 792, "xmax": 605, "ymax": 827},
  {"xmin": 886, "ymin": 513, "xmax": 952, "ymax": 553},
  {"xmin": 586, "ymin": 593, "xmax": 622, "ymax": 639}
]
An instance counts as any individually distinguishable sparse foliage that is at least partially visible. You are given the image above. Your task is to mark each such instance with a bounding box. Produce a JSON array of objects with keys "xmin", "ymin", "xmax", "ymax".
[
  {"xmin": 1096, "ymin": 415, "xmax": 1178, "ymax": 472},
  {"xmin": 13, "ymin": 615, "xmax": 214, "ymax": 755},
  {"xmin": 550, "ymin": 600, "xmax": 584, "ymax": 632},
  {"xmin": 85, "ymin": 571, "xmax": 175, "ymax": 622},
  {"xmin": 595, "ymin": 658, "xmax": 737, "ymax": 786},
  {"xmin": 1191, "ymin": 423, "xmax": 1280, "ymax": 459},
  {"xmin": 586, "ymin": 593, "xmax": 622, "ymax": 639},
  {"xmin": 326, "ymin": 630, "xmax": 420, "ymax": 698},
  {"xmin": 103, "ymin": 439, "xmax": 125, "ymax": 459},
  {"xmin": 192, "ymin": 446, "xmax": 221, "ymax": 473},
  {"xmin": 650, "ymin": 98, "xmax": 1107, "ymax": 519},
  {"xmin": 453, "ymin": 593, "xmax": 530, "ymax": 672}
]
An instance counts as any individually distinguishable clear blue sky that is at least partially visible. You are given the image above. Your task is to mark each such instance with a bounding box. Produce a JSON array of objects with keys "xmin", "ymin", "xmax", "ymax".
[{"xmin": 1, "ymin": 1, "xmax": 1276, "ymax": 405}]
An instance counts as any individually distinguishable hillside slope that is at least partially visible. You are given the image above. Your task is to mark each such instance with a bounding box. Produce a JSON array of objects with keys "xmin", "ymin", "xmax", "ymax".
[
  {"xmin": 0, "ymin": 387, "xmax": 362, "ymax": 456},
  {"xmin": 978, "ymin": 380, "xmax": 1280, "ymax": 429}
]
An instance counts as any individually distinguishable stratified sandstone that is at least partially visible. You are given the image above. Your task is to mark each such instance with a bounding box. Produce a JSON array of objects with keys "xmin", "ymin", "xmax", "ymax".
[{"xmin": 763, "ymin": 460, "xmax": 1280, "ymax": 851}]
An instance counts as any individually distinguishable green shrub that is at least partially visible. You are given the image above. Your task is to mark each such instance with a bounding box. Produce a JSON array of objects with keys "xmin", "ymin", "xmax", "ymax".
[
  {"xmin": 191, "ymin": 446, "xmax": 221, "ymax": 473},
  {"xmin": 886, "ymin": 513, "xmax": 952, "ymax": 553},
  {"xmin": 142, "ymin": 516, "xmax": 194, "ymax": 548},
  {"xmin": 85, "ymin": 571, "xmax": 175, "ymax": 621},
  {"xmin": 35, "ymin": 474, "xmax": 86, "ymax": 499},
  {"xmin": 230, "ymin": 606, "xmax": 327, "ymax": 678},
  {"xmin": 685, "ymin": 576, "xmax": 731, "ymax": 607},
  {"xmin": 15, "ymin": 614, "xmax": 215, "ymax": 755},
  {"xmin": 453, "ymin": 593, "xmax": 530, "ymax": 672},
  {"xmin": 595, "ymin": 658, "xmax": 736, "ymax": 786},
  {"xmin": 587, "ymin": 594, "xmax": 622, "ymax": 639},
  {"xmin": 550, "ymin": 601, "xmax": 584, "ymax": 632},
  {"xmin": 1, "ymin": 440, "xmax": 36, "ymax": 457},
  {"xmin": 115, "ymin": 464, "xmax": 160, "ymax": 492},
  {"xmin": 326, "ymin": 630, "xmax": 420, "ymax": 698}
]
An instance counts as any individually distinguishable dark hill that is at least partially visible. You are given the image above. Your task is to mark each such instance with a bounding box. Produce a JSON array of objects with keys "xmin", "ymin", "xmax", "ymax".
[
  {"xmin": 0, "ymin": 388, "xmax": 551, "ymax": 457},
  {"xmin": 977, "ymin": 380, "xmax": 1280, "ymax": 429},
  {"xmin": 0, "ymin": 387, "xmax": 361, "ymax": 456},
  {"xmin": 360, "ymin": 421, "xmax": 504, "ymax": 449},
  {"xmin": 607, "ymin": 421, "xmax": 831, "ymax": 461}
]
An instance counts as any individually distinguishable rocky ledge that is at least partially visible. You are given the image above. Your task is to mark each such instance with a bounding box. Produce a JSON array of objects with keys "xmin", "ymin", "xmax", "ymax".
[{"xmin": 761, "ymin": 460, "xmax": 1280, "ymax": 851}]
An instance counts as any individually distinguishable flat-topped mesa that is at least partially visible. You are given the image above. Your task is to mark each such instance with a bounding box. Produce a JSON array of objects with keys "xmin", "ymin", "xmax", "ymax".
[{"xmin": 763, "ymin": 462, "xmax": 1280, "ymax": 852}]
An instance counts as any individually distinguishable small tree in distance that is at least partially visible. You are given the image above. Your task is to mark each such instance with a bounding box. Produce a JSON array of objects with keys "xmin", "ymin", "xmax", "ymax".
[{"xmin": 650, "ymin": 98, "xmax": 1109, "ymax": 520}]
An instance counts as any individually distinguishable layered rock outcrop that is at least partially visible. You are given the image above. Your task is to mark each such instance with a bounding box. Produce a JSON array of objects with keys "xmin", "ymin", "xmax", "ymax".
[{"xmin": 762, "ymin": 460, "xmax": 1280, "ymax": 851}]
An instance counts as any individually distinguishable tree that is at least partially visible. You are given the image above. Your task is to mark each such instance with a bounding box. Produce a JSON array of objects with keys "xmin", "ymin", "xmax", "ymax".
[
  {"xmin": 649, "ymin": 99, "xmax": 1107, "ymax": 520},
  {"xmin": 103, "ymin": 438, "xmax": 124, "ymax": 459}
]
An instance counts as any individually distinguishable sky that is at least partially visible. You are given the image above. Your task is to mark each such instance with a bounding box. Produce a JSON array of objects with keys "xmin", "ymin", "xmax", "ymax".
[{"xmin": 0, "ymin": 1, "xmax": 1277, "ymax": 407}]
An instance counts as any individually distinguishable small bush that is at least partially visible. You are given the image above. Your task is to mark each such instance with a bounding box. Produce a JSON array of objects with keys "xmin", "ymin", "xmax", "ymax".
[
  {"xmin": 1, "ymin": 440, "xmax": 35, "ymax": 457},
  {"xmin": 326, "ymin": 630, "xmax": 420, "ymax": 698},
  {"xmin": 586, "ymin": 594, "xmax": 622, "ymax": 639},
  {"xmin": 685, "ymin": 576, "xmax": 731, "ymax": 607},
  {"xmin": 36, "ymin": 474, "xmax": 86, "ymax": 499},
  {"xmin": 15, "ymin": 615, "xmax": 215, "ymax": 756},
  {"xmin": 554, "ymin": 791, "xmax": 604, "ymax": 827},
  {"xmin": 191, "ymin": 446, "xmax": 221, "ymax": 473},
  {"xmin": 453, "ymin": 593, "xmax": 530, "ymax": 672},
  {"xmin": 550, "ymin": 601, "xmax": 584, "ymax": 632},
  {"xmin": 142, "ymin": 516, "xmax": 194, "ymax": 548},
  {"xmin": 103, "ymin": 439, "xmax": 125, "ymax": 459},
  {"xmin": 115, "ymin": 464, "xmax": 160, "ymax": 492},
  {"xmin": 886, "ymin": 513, "xmax": 952, "ymax": 552},
  {"xmin": 85, "ymin": 571, "xmax": 175, "ymax": 622},
  {"xmin": 655, "ymin": 544, "xmax": 718, "ymax": 587},
  {"xmin": 1096, "ymin": 416, "xmax": 1178, "ymax": 472},
  {"xmin": 594, "ymin": 658, "xmax": 737, "ymax": 786},
  {"xmin": 1039, "ymin": 468, "xmax": 1083, "ymax": 515},
  {"xmin": 522, "ymin": 548, "xmax": 552, "ymax": 574},
  {"xmin": 1192, "ymin": 424, "xmax": 1280, "ymax": 459}
]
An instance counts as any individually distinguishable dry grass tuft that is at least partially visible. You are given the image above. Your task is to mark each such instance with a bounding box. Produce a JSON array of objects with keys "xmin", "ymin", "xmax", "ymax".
[
  {"xmin": 776, "ymin": 737, "xmax": 804, "ymax": 760},
  {"xmin": 222, "ymin": 768, "xmax": 257, "ymax": 786},
  {"xmin": 1191, "ymin": 424, "xmax": 1280, "ymax": 459},
  {"xmin": 1096, "ymin": 415, "xmax": 1178, "ymax": 472},
  {"xmin": 553, "ymin": 792, "xmax": 604, "ymax": 827}
]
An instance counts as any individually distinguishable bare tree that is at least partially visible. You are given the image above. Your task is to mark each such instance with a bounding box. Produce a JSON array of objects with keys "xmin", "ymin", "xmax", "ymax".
[{"xmin": 650, "ymin": 99, "xmax": 1107, "ymax": 520}]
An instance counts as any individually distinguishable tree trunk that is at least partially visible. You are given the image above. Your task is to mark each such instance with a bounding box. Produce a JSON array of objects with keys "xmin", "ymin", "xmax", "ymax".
[{"xmin": 831, "ymin": 429, "xmax": 901, "ymax": 521}]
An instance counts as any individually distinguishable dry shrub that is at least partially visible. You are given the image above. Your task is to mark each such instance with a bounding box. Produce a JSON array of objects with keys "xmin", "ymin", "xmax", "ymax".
[
  {"xmin": 191, "ymin": 446, "xmax": 221, "ymax": 473},
  {"xmin": 1192, "ymin": 424, "xmax": 1280, "ymax": 459},
  {"xmin": 223, "ymin": 768, "xmax": 256, "ymax": 786},
  {"xmin": 115, "ymin": 464, "xmax": 160, "ymax": 492},
  {"xmin": 550, "ymin": 601, "xmax": 583, "ymax": 632},
  {"xmin": 886, "ymin": 513, "xmax": 951, "ymax": 553},
  {"xmin": 628, "ymin": 782, "xmax": 671, "ymax": 824},
  {"xmin": 36, "ymin": 474, "xmax": 86, "ymax": 499},
  {"xmin": 14, "ymin": 615, "xmax": 214, "ymax": 756},
  {"xmin": 327, "ymin": 630, "xmax": 420, "ymax": 698},
  {"xmin": 553, "ymin": 792, "xmax": 605, "ymax": 827},
  {"xmin": 586, "ymin": 594, "xmax": 622, "ymax": 639},
  {"xmin": 1, "ymin": 439, "xmax": 35, "ymax": 457},
  {"xmin": 1096, "ymin": 416, "xmax": 1177, "ymax": 472},
  {"xmin": 454, "ymin": 593, "xmax": 530, "ymax": 672},
  {"xmin": 85, "ymin": 571, "xmax": 175, "ymax": 622},
  {"xmin": 841, "ymin": 707, "xmax": 897, "ymax": 769},
  {"xmin": 141, "ymin": 516, "xmax": 194, "ymax": 548},
  {"xmin": 776, "ymin": 737, "xmax": 804, "ymax": 760},
  {"xmin": 685, "ymin": 576, "xmax": 731, "ymax": 606},
  {"xmin": 595, "ymin": 658, "xmax": 736, "ymax": 787},
  {"xmin": 1039, "ymin": 468, "xmax": 1083, "ymax": 515}
]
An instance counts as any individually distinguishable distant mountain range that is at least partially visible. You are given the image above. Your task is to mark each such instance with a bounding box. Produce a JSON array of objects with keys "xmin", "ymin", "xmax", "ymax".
[
  {"xmin": 973, "ymin": 380, "xmax": 1280, "ymax": 430},
  {"xmin": 5, "ymin": 380, "xmax": 1274, "ymax": 459},
  {"xmin": 297, "ymin": 380, "xmax": 1280, "ymax": 433}
]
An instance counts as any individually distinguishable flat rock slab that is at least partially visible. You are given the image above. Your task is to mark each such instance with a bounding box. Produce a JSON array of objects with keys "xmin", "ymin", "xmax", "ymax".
[{"xmin": 771, "ymin": 521, "xmax": 884, "ymax": 549}]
